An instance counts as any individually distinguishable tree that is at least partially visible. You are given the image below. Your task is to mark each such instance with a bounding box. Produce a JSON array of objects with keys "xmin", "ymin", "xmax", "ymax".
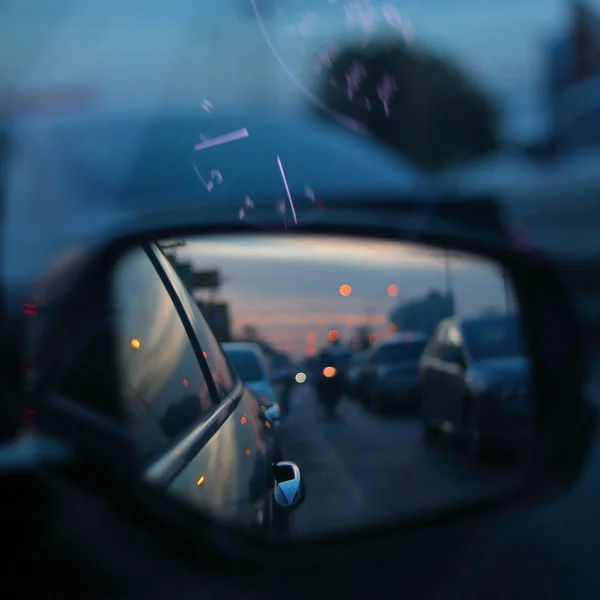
[
  {"xmin": 241, "ymin": 324, "xmax": 260, "ymax": 342},
  {"xmin": 314, "ymin": 37, "xmax": 499, "ymax": 172}
]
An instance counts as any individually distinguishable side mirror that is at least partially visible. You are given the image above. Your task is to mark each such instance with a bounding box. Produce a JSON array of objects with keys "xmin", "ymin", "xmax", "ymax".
[
  {"xmin": 263, "ymin": 403, "xmax": 281, "ymax": 424},
  {"xmin": 273, "ymin": 461, "xmax": 305, "ymax": 511}
]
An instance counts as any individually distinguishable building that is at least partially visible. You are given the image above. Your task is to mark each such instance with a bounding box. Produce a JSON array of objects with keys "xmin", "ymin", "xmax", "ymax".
[
  {"xmin": 546, "ymin": 1, "xmax": 600, "ymax": 148},
  {"xmin": 159, "ymin": 245, "xmax": 233, "ymax": 342},
  {"xmin": 389, "ymin": 290, "xmax": 454, "ymax": 336}
]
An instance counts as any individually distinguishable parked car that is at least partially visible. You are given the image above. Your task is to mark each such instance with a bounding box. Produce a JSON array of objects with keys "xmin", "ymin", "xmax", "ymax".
[
  {"xmin": 222, "ymin": 342, "xmax": 279, "ymax": 407},
  {"xmin": 419, "ymin": 314, "xmax": 531, "ymax": 458},
  {"xmin": 362, "ymin": 332, "xmax": 428, "ymax": 412},
  {"xmin": 344, "ymin": 351, "xmax": 371, "ymax": 400},
  {"xmin": 68, "ymin": 243, "xmax": 304, "ymax": 534}
]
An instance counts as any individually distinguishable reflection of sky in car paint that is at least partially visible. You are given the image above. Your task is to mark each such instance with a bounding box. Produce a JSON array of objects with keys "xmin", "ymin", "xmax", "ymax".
[
  {"xmin": 176, "ymin": 236, "xmax": 512, "ymax": 357},
  {"xmin": 1, "ymin": 0, "xmax": 562, "ymax": 141}
]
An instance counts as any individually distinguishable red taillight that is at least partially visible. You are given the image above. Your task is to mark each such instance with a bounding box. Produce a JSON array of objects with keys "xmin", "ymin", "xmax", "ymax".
[
  {"xmin": 24, "ymin": 410, "xmax": 37, "ymax": 426},
  {"xmin": 23, "ymin": 302, "xmax": 37, "ymax": 316}
]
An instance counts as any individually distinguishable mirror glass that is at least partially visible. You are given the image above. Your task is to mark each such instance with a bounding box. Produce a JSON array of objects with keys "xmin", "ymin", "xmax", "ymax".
[{"xmin": 109, "ymin": 235, "xmax": 531, "ymax": 538}]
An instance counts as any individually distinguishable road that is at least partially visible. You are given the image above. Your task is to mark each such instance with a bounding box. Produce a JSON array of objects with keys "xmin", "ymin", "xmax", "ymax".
[{"xmin": 279, "ymin": 384, "xmax": 522, "ymax": 538}]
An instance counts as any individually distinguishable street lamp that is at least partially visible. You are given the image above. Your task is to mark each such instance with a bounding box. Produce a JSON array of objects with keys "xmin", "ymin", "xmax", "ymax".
[{"xmin": 339, "ymin": 284, "xmax": 352, "ymax": 297}]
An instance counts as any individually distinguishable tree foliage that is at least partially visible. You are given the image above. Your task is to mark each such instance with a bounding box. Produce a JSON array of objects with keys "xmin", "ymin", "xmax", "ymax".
[{"xmin": 314, "ymin": 38, "xmax": 500, "ymax": 172}]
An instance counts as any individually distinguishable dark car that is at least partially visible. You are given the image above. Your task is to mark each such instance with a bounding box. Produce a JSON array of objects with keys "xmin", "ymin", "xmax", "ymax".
[
  {"xmin": 419, "ymin": 314, "xmax": 531, "ymax": 457},
  {"xmin": 362, "ymin": 332, "xmax": 428, "ymax": 412},
  {"xmin": 58, "ymin": 242, "xmax": 304, "ymax": 534},
  {"xmin": 344, "ymin": 351, "xmax": 371, "ymax": 400}
]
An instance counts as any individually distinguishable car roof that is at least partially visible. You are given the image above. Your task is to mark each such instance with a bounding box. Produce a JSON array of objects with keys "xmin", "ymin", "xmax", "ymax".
[
  {"xmin": 454, "ymin": 313, "xmax": 519, "ymax": 329},
  {"xmin": 373, "ymin": 331, "xmax": 429, "ymax": 349},
  {"xmin": 222, "ymin": 341, "xmax": 267, "ymax": 359}
]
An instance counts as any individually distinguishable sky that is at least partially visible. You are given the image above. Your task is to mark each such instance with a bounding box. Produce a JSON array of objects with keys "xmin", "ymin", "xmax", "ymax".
[
  {"xmin": 1, "ymin": 0, "xmax": 566, "ymax": 143},
  {"xmin": 176, "ymin": 235, "xmax": 511, "ymax": 357}
]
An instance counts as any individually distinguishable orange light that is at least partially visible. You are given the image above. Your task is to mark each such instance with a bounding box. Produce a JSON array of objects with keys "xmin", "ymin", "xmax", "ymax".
[
  {"xmin": 339, "ymin": 284, "xmax": 352, "ymax": 297},
  {"xmin": 323, "ymin": 366, "xmax": 337, "ymax": 378},
  {"xmin": 203, "ymin": 351, "xmax": 207, "ymax": 358},
  {"xmin": 183, "ymin": 379, "xmax": 189, "ymax": 387},
  {"xmin": 245, "ymin": 449, "xmax": 251, "ymax": 456},
  {"xmin": 197, "ymin": 476, "xmax": 205, "ymax": 486},
  {"xmin": 241, "ymin": 415, "xmax": 247, "ymax": 425},
  {"xmin": 328, "ymin": 329, "xmax": 340, "ymax": 342},
  {"xmin": 265, "ymin": 421, "xmax": 271, "ymax": 429},
  {"xmin": 387, "ymin": 284, "xmax": 399, "ymax": 297},
  {"xmin": 130, "ymin": 338, "xmax": 141, "ymax": 350}
]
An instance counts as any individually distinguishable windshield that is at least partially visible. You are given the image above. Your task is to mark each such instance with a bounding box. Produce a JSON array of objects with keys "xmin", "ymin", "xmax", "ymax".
[
  {"xmin": 462, "ymin": 316, "xmax": 524, "ymax": 360},
  {"xmin": 224, "ymin": 349, "xmax": 265, "ymax": 382},
  {"xmin": 376, "ymin": 341, "xmax": 426, "ymax": 363}
]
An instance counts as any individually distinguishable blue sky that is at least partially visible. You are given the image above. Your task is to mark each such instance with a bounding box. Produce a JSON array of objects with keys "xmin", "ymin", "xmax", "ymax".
[{"xmin": 1, "ymin": 0, "xmax": 566, "ymax": 142}]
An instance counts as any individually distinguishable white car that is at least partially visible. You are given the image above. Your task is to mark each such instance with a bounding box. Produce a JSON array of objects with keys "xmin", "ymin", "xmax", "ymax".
[{"xmin": 222, "ymin": 342, "xmax": 279, "ymax": 406}]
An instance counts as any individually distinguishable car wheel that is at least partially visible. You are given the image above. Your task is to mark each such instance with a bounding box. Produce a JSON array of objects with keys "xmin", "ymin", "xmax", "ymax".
[
  {"xmin": 271, "ymin": 504, "xmax": 291, "ymax": 535},
  {"xmin": 467, "ymin": 413, "xmax": 492, "ymax": 461},
  {"xmin": 371, "ymin": 393, "xmax": 385, "ymax": 413},
  {"xmin": 423, "ymin": 421, "xmax": 440, "ymax": 441}
]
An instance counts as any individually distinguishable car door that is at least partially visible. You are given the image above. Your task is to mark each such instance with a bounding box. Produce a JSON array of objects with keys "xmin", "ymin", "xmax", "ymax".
[
  {"xmin": 439, "ymin": 323, "xmax": 469, "ymax": 430},
  {"xmin": 148, "ymin": 246, "xmax": 275, "ymax": 532},
  {"xmin": 419, "ymin": 322, "xmax": 447, "ymax": 423}
]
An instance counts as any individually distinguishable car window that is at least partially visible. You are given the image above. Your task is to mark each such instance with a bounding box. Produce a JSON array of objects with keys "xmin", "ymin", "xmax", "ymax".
[
  {"xmin": 152, "ymin": 248, "xmax": 236, "ymax": 399},
  {"xmin": 461, "ymin": 316, "xmax": 524, "ymax": 361},
  {"xmin": 112, "ymin": 246, "xmax": 213, "ymax": 460},
  {"xmin": 376, "ymin": 341, "xmax": 427, "ymax": 363},
  {"xmin": 224, "ymin": 349, "xmax": 266, "ymax": 383}
]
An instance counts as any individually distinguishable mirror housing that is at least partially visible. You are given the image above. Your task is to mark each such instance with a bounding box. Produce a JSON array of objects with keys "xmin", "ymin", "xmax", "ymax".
[
  {"xmin": 263, "ymin": 403, "xmax": 281, "ymax": 425},
  {"xmin": 273, "ymin": 461, "xmax": 305, "ymax": 511},
  {"xmin": 19, "ymin": 194, "xmax": 595, "ymax": 536}
]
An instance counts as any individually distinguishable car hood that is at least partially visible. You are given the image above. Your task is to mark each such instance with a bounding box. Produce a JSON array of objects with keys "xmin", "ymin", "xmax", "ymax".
[{"xmin": 469, "ymin": 355, "xmax": 529, "ymax": 384}]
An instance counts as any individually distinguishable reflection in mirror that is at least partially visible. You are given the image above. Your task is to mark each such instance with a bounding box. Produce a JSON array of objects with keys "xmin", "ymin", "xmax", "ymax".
[{"xmin": 109, "ymin": 235, "xmax": 531, "ymax": 539}]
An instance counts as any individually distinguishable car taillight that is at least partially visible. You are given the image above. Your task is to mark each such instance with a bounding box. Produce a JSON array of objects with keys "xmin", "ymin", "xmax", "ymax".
[{"xmin": 24, "ymin": 409, "xmax": 37, "ymax": 427}]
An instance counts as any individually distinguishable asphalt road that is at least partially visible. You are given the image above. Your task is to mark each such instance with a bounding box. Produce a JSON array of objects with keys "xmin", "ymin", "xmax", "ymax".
[{"xmin": 279, "ymin": 383, "xmax": 522, "ymax": 538}]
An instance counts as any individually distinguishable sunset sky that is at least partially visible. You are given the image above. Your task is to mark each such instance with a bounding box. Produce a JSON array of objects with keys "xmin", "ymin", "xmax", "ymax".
[{"xmin": 176, "ymin": 235, "xmax": 511, "ymax": 357}]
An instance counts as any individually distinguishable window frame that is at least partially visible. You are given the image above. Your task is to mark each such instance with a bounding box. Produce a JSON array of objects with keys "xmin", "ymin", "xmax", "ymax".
[{"xmin": 145, "ymin": 243, "xmax": 241, "ymax": 408}]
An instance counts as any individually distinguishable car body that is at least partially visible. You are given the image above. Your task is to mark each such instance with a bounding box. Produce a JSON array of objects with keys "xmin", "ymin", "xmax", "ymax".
[
  {"xmin": 222, "ymin": 342, "xmax": 279, "ymax": 409},
  {"xmin": 419, "ymin": 313, "xmax": 531, "ymax": 456},
  {"xmin": 344, "ymin": 351, "xmax": 371, "ymax": 400},
  {"xmin": 362, "ymin": 332, "xmax": 429, "ymax": 412},
  {"xmin": 65, "ymin": 242, "xmax": 298, "ymax": 534}
]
